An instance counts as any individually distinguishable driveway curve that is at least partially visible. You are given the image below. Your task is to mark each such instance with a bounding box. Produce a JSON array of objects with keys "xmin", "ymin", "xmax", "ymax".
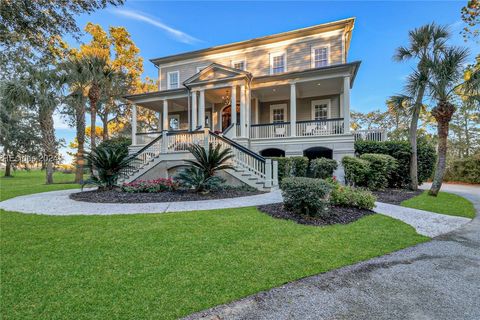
[{"xmin": 185, "ymin": 183, "xmax": 480, "ymax": 320}]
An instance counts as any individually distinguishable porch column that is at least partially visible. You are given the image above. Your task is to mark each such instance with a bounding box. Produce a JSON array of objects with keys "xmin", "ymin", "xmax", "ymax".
[
  {"xmin": 343, "ymin": 76, "xmax": 351, "ymax": 133},
  {"xmin": 231, "ymin": 86, "xmax": 237, "ymax": 137},
  {"xmin": 191, "ymin": 90, "xmax": 198, "ymax": 129},
  {"xmin": 290, "ymin": 82, "xmax": 297, "ymax": 136},
  {"xmin": 131, "ymin": 104, "xmax": 137, "ymax": 145},
  {"xmin": 199, "ymin": 89, "xmax": 205, "ymax": 128},
  {"xmin": 162, "ymin": 99, "xmax": 169, "ymax": 131},
  {"xmin": 158, "ymin": 111, "xmax": 162, "ymax": 131},
  {"xmin": 245, "ymin": 85, "xmax": 251, "ymax": 137},
  {"xmin": 240, "ymin": 84, "xmax": 246, "ymax": 138}
]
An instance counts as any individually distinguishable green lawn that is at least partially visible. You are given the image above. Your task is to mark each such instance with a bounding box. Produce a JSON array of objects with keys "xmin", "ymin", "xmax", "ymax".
[
  {"xmin": 401, "ymin": 191, "xmax": 476, "ymax": 219},
  {"xmin": 0, "ymin": 170, "xmax": 79, "ymax": 201},
  {"xmin": 1, "ymin": 208, "xmax": 428, "ymax": 320}
]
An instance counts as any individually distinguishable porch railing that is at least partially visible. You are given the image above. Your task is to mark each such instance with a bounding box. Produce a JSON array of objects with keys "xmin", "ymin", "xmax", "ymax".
[
  {"xmin": 136, "ymin": 131, "xmax": 162, "ymax": 145},
  {"xmin": 353, "ymin": 129, "xmax": 386, "ymax": 142},
  {"xmin": 296, "ymin": 118, "xmax": 344, "ymax": 137},
  {"xmin": 167, "ymin": 130, "xmax": 205, "ymax": 152},
  {"xmin": 250, "ymin": 122, "xmax": 291, "ymax": 139}
]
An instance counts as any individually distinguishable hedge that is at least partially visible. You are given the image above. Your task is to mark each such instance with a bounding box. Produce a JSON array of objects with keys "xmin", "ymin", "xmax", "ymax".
[
  {"xmin": 444, "ymin": 154, "xmax": 480, "ymax": 184},
  {"xmin": 354, "ymin": 140, "xmax": 436, "ymax": 188},
  {"xmin": 359, "ymin": 153, "xmax": 397, "ymax": 190},
  {"xmin": 270, "ymin": 156, "xmax": 309, "ymax": 180},
  {"xmin": 342, "ymin": 156, "xmax": 370, "ymax": 187},
  {"xmin": 280, "ymin": 177, "xmax": 332, "ymax": 217},
  {"xmin": 309, "ymin": 158, "xmax": 338, "ymax": 179}
]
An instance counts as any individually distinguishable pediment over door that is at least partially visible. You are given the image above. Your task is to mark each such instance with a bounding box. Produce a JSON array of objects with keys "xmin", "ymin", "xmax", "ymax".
[{"xmin": 184, "ymin": 63, "xmax": 251, "ymax": 86}]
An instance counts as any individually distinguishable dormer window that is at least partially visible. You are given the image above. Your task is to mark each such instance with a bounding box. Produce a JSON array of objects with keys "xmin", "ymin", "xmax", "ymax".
[
  {"xmin": 167, "ymin": 71, "xmax": 179, "ymax": 89},
  {"xmin": 270, "ymin": 52, "xmax": 286, "ymax": 74},
  {"xmin": 232, "ymin": 60, "xmax": 246, "ymax": 71},
  {"xmin": 311, "ymin": 45, "xmax": 330, "ymax": 68}
]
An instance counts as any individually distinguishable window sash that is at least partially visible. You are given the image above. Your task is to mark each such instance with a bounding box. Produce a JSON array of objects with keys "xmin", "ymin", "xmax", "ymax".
[
  {"xmin": 314, "ymin": 104, "xmax": 328, "ymax": 120},
  {"xmin": 313, "ymin": 47, "xmax": 328, "ymax": 68},
  {"xmin": 233, "ymin": 61, "xmax": 245, "ymax": 70},
  {"xmin": 168, "ymin": 72, "xmax": 179, "ymax": 89}
]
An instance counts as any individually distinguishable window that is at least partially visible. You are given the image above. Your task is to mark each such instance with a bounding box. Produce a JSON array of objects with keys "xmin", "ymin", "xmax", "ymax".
[
  {"xmin": 167, "ymin": 71, "xmax": 179, "ymax": 89},
  {"xmin": 270, "ymin": 104, "xmax": 287, "ymax": 123},
  {"xmin": 196, "ymin": 66, "xmax": 207, "ymax": 73},
  {"xmin": 270, "ymin": 52, "xmax": 286, "ymax": 74},
  {"xmin": 311, "ymin": 99, "xmax": 330, "ymax": 120},
  {"xmin": 232, "ymin": 60, "xmax": 246, "ymax": 71},
  {"xmin": 311, "ymin": 46, "xmax": 330, "ymax": 68},
  {"xmin": 169, "ymin": 114, "xmax": 180, "ymax": 130}
]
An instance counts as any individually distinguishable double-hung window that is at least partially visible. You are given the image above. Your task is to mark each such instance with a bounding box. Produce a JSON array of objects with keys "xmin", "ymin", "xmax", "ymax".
[
  {"xmin": 232, "ymin": 60, "xmax": 246, "ymax": 71},
  {"xmin": 311, "ymin": 46, "xmax": 329, "ymax": 68},
  {"xmin": 167, "ymin": 71, "xmax": 179, "ymax": 89},
  {"xmin": 270, "ymin": 52, "xmax": 286, "ymax": 74}
]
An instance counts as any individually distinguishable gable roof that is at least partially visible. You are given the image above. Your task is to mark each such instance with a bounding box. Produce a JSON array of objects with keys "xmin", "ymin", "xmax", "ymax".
[
  {"xmin": 151, "ymin": 18, "xmax": 355, "ymax": 66},
  {"xmin": 183, "ymin": 63, "xmax": 252, "ymax": 86}
]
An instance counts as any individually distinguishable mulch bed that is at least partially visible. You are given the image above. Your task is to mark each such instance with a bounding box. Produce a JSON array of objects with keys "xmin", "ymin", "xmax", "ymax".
[
  {"xmin": 372, "ymin": 188, "xmax": 423, "ymax": 205},
  {"xmin": 257, "ymin": 203, "xmax": 374, "ymax": 226},
  {"xmin": 70, "ymin": 189, "xmax": 264, "ymax": 203}
]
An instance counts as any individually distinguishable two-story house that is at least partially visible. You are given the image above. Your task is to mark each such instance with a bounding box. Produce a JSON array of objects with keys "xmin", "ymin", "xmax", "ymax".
[{"xmin": 123, "ymin": 18, "xmax": 370, "ymax": 190}]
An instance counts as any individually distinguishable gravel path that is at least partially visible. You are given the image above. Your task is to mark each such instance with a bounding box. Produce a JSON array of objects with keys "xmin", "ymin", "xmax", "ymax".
[
  {"xmin": 184, "ymin": 183, "xmax": 480, "ymax": 320},
  {"xmin": 0, "ymin": 188, "xmax": 283, "ymax": 215}
]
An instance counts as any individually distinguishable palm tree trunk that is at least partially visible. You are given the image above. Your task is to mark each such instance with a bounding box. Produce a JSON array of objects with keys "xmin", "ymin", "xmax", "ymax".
[
  {"xmin": 429, "ymin": 102, "xmax": 455, "ymax": 196},
  {"xmin": 75, "ymin": 102, "xmax": 86, "ymax": 183},
  {"xmin": 39, "ymin": 107, "xmax": 57, "ymax": 184},
  {"xmin": 409, "ymin": 84, "xmax": 426, "ymax": 190},
  {"xmin": 102, "ymin": 116, "xmax": 109, "ymax": 141},
  {"xmin": 90, "ymin": 104, "xmax": 97, "ymax": 150}
]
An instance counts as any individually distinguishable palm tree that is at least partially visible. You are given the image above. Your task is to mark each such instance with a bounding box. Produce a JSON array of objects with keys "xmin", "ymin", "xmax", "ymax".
[
  {"xmin": 61, "ymin": 57, "xmax": 89, "ymax": 183},
  {"xmin": 386, "ymin": 95, "xmax": 411, "ymax": 131},
  {"xmin": 394, "ymin": 23, "xmax": 449, "ymax": 190},
  {"xmin": 80, "ymin": 55, "xmax": 114, "ymax": 149},
  {"xmin": 428, "ymin": 47, "xmax": 469, "ymax": 196},
  {"xmin": 1, "ymin": 66, "xmax": 61, "ymax": 184}
]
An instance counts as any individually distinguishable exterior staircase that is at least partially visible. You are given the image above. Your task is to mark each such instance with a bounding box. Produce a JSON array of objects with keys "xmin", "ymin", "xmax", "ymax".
[{"xmin": 118, "ymin": 129, "xmax": 278, "ymax": 191}]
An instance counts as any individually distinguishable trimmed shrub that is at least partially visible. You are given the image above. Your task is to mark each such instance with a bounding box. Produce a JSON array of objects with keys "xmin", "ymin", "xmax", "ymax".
[
  {"xmin": 280, "ymin": 177, "xmax": 332, "ymax": 217},
  {"xmin": 291, "ymin": 156, "xmax": 309, "ymax": 177},
  {"xmin": 122, "ymin": 178, "xmax": 178, "ymax": 193},
  {"xmin": 342, "ymin": 156, "xmax": 370, "ymax": 187},
  {"xmin": 270, "ymin": 156, "xmax": 309, "ymax": 180},
  {"xmin": 359, "ymin": 153, "xmax": 398, "ymax": 190},
  {"xmin": 355, "ymin": 140, "xmax": 436, "ymax": 188},
  {"xmin": 444, "ymin": 154, "xmax": 480, "ymax": 184},
  {"xmin": 329, "ymin": 181, "xmax": 376, "ymax": 210},
  {"xmin": 271, "ymin": 157, "xmax": 294, "ymax": 180},
  {"xmin": 309, "ymin": 158, "xmax": 338, "ymax": 179}
]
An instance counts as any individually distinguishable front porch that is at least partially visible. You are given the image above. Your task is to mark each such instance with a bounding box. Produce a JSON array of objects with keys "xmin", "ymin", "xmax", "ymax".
[{"xmin": 127, "ymin": 63, "xmax": 359, "ymax": 146}]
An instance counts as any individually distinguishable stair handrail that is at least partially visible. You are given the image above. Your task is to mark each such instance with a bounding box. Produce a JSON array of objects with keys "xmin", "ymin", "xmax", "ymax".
[
  {"xmin": 121, "ymin": 132, "xmax": 164, "ymax": 178},
  {"xmin": 209, "ymin": 131, "xmax": 265, "ymax": 162}
]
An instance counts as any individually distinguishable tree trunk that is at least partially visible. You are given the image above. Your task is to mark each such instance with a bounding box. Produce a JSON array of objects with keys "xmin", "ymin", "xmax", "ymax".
[
  {"xmin": 39, "ymin": 107, "xmax": 57, "ymax": 185},
  {"xmin": 102, "ymin": 116, "xmax": 109, "ymax": 141},
  {"xmin": 408, "ymin": 85, "xmax": 426, "ymax": 190},
  {"xmin": 75, "ymin": 101, "xmax": 86, "ymax": 183},
  {"xmin": 88, "ymin": 84, "xmax": 100, "ymax": 150},
  {"xmin": 4, "ymin": 161, "xmax": 11, "ymax": 177},
  {"xmin": 429, "ymin": 102, "xmax": 456, "ymax": 196}
]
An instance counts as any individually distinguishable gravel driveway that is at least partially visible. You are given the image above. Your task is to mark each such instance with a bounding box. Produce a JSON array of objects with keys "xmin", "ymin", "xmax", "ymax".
[{"xmin": 185, "ymin": 183, "xmax": 480, "ymax": 320}]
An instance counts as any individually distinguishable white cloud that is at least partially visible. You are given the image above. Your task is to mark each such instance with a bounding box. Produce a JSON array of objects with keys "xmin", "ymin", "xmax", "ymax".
[
  {"xmin": 53, "ymin": 112, "xmax": 73, "ymax": 131},
  {"xmin": 112, "ymin": 9, "xmax": 201, "ymax": 45}
]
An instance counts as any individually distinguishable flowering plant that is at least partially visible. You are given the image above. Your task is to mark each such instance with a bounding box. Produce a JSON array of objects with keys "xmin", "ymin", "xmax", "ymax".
[{"xmin": 122, "ymin": 178, "xmax": 178, "ymax": 193}]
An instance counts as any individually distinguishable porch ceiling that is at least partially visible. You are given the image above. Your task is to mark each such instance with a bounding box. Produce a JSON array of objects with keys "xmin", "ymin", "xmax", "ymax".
[{"xmin": 253, "ymin": 77, "xmax": 343, "ymax": 101}]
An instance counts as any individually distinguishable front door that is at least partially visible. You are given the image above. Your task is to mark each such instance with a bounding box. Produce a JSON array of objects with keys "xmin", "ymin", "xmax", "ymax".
[{"xmin": 222, "ymin": 106, "xmax": 231, "ymax": 131}]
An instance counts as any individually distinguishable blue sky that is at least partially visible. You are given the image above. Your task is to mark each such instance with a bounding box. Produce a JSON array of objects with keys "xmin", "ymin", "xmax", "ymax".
[{"xmin": 56, "ymin": 0, "xmax": 478, "ymax": 161}]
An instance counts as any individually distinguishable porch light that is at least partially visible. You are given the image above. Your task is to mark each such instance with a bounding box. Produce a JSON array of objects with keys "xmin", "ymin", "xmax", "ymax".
[{"xmin": 222, "ymin": 89, "xmax": 231, "ymax": 106}]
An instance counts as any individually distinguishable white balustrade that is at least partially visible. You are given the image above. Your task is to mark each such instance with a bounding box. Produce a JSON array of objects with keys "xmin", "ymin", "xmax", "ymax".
[
  {"xmin": 250, "ymin": 123, "xmax": 291, "ymax": 139},
  {"xmin": 296, "ymin": 119, "xmax": 344, "ymax": 137},
  {"xmin": 167, "ymin": 131, "xmax": 206, "ymax": 152},
  {"xmin": 353, "ymin": 129, "xmax": 386, "ymax": 142}
]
